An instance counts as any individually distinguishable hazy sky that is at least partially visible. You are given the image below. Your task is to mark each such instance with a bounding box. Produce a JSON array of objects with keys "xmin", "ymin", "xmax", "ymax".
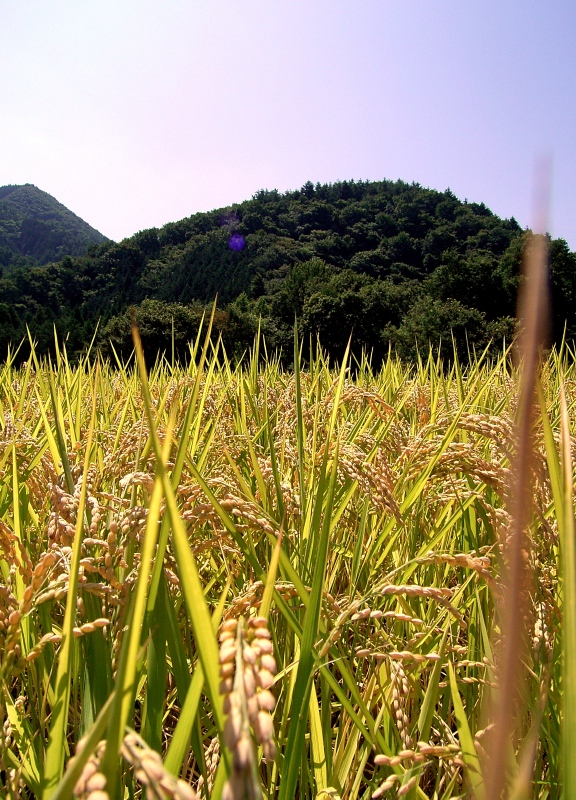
[{"xmin": 2, "ymin": 1, "xmax": 575, "ymax": 247}]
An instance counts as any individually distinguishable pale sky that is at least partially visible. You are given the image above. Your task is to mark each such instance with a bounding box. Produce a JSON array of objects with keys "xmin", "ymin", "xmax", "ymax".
[{"xmin": 2, "ymin": 1, "xmax": 575, "ymax": 248}]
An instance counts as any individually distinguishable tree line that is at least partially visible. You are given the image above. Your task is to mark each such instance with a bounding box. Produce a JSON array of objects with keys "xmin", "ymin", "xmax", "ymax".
[{"xmin": 1, "ymin": 179, "xmax": 574, "ymax": 365}]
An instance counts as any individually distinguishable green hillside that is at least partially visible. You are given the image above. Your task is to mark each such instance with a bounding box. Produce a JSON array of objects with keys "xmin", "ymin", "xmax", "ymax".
[
  {"xmin": 1, "ymin": 179, "xmax": 574, "ymax": 363},
  {"xmin": 0, "ymin": 184, "xmax": 108, "ymax": 268}
]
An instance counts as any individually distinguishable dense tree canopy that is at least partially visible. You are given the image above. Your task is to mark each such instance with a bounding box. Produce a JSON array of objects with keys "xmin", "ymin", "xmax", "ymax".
[
  {"xmin": 1, "ymin": 179, "xmax": 574, "ymax": 364},
  {"xmin": 0, "ymin": 184, "xmax": 107, "ymax": 270}
]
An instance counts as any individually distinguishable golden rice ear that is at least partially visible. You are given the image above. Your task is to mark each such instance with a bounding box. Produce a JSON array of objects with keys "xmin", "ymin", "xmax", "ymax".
[
  {"xmin": 120, "ymin": 730, "xmax": 197, "ymax": 800},
  {"xmin": 485, "ymin": 163, "xmax": 551, "ymax": 800},
  {"xmin": 219, "ymin": 616, "xmax": 277, "ymax": 800}
]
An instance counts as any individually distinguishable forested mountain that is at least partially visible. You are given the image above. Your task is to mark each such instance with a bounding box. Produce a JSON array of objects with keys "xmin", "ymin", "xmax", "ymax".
[
  {"xmin": 0, "ymin": 184, "xmax": 108, "ymax": 268},
  {"xmin": 1, "ymin": 179, "xmax": 575, "ymax": 364}
]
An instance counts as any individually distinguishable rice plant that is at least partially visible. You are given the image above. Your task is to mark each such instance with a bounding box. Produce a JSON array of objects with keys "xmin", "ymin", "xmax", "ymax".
[{"xmin": 0, "ymin": 320, "xmax": 574, "ymax": 798}]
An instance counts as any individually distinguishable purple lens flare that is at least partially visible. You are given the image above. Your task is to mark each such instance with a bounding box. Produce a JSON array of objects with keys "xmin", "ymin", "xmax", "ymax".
[{"xmin": 228, "ymin": 233, "xmax": 245, "ymax": 251}]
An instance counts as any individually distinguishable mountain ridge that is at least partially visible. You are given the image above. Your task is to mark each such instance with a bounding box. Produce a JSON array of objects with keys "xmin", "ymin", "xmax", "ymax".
[{"xmin": 0, "ymin": 184, "xmax": 108, "ymax": 268}]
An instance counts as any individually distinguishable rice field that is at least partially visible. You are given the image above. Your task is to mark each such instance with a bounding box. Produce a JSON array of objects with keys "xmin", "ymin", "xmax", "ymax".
[{"xmin": 0, "ymin": 327, "xmax": 574, "ymax": 799}]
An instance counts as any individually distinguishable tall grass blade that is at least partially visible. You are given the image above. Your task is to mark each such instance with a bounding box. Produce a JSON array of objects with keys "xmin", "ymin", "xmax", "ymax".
[
  {"xmin": 277, "ymin": 444, "xmax": 341, "ymax": 800},
  {"xmin": 448, "ymin": 662, "xmax": 484, "ymax": 799},
  {"xmin": 559, "ymin": 383, "xmax": 576, "ymax": 796},
  {"xmin": 43, "ymin": 368, "xmax": 98, "ymax": 799},
  {"xmin": 485, "ymin": 224, "xmax": 549, "ymax": 799}
]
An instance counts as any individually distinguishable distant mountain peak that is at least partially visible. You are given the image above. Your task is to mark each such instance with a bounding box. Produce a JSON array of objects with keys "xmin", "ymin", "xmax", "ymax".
[{"xmin": 0, "ymin": 184, "xmax": 108, "ymax": 267}]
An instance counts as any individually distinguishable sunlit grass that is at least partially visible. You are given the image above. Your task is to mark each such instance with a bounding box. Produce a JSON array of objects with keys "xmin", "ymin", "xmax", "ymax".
[{"xmin": 0, "ymin": 330, "xmax": 574, "ymax": 799}]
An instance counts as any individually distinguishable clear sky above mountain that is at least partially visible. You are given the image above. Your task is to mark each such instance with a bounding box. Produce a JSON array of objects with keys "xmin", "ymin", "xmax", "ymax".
[{"xmin": 2, "ymin": 1, "xmax": 575, "ymax": 247}]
